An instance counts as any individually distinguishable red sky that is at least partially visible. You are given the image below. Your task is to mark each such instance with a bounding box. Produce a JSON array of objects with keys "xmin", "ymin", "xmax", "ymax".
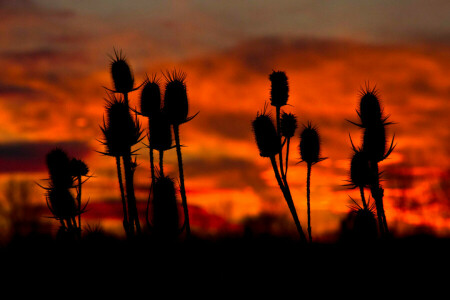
[{"xmin": 0, "ymin": 1, "xmax": 449, "ymax": 240}]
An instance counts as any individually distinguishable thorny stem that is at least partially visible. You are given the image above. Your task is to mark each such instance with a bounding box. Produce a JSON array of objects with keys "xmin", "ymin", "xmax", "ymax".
[
  {"xmin": 174, "ymin": 124, "xmax": 190, "ymax": 237},
  {"xmin": 270, "ymin": 156, "xmax": 307, "ymax": 242},
  {"xmin": 116, "ymin": 156, "xmax": 130, "ymax": 237},
  {"xmin": 307, "ymin": 163, "xmax": 312, "ymax": 243}
]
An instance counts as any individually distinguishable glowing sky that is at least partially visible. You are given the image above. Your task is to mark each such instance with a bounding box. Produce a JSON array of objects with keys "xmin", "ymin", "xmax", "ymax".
[{"xmin": 0, "ymin": 1, "xmax": 449, "ymax": 240}]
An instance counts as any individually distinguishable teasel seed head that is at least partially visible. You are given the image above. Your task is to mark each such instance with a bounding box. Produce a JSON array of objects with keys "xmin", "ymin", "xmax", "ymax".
[
  {"xmin": 252, "ymin": 108, "xmax": 281, "ymax": 158},
  {"xmin": 69, "ymin": 158, "xmax": 89, "ymax": 177},
  {"xmin": 163, "ymin": 69, "xmax": 189, "ymax": 125},
  {"xmin": 46, "ymin": 148, "xmax": 72, "ymax": 189},
  {"xmin": 280, "ymin": 112, "xmax": 297, "ymax": 138},
  {"xmin": 362, "ymin": 123, "xmax": 388, "ymax": 163},
  {"xmin": 100, "ymin": 95, "xmax": 143, "ymax": 156},
  {"xmin": 358, "ymin": 85, "xmax": 383, "ymax": 127},
  {"xmin": 269, "ymin": 70, "xmax": 289, "ymax": 107},
  {"xmin": 349, "ymin": 150, "xmax": 375, "ymax": 188},
  {"xmin": 299, "ymin": 122, "xmax": 324, "ymax": 165},
  {"xmin": 152, "ymin": 176, "xmax": 180, "ymax": 237},
  {"xmin": 110, "ymin": 49, "xmax": 134, "ymax": 94},
  {"xmin": 46, "ymin": 186, "xmax": 78, "ymax": 220},
  {"xmin": 150, "ymin": 111, "xmax": 173, "ymax": 151},
  {"xmin": 353, "ymin": 206, "xmax": 378, "ymax": 241},
  {"xmin": 140, "ymin": 74, "xmax": 161, "ymax": 119}
]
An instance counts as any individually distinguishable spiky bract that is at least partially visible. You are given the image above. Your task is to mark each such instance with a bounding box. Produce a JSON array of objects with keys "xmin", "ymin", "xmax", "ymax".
[
  {"xmin": 252, "ymin": 111, "xmax": 281, "ymax": 158},
  {"xmin": 163, "ymin": 70, "xmax": 188, "ymax": 125},
  {"xmin": 140, "ymin": 75, "xmax": 161, "ymax": 118},
  {"xmin": 280, "ymin": 112, "xmax": 297, "ymax": 138},
  {"xmin": 299, "ymin": 123, "xmax": 322, "ymax": 164},
  {"xmin": 269, "ymin": 71, "xmax": 289, "ymax": 107},
  {"xmin": 110, "ymin": 49, "xmax": 134, "ymax": 94}
]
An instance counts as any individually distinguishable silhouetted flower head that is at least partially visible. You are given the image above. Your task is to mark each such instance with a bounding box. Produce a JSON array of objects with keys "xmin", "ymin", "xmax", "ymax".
[
  {"xmin": 69, "ymin": 158, "xmax": 89, "ymax": 177},
  {"xmin": 252, "ymin": 109, "xmax": 281, "ymax": 158},
  {"xmin": 150, "ymin": 111, "xmax": 173, "ymax": 151},
  {"xmin": 362, "ymin": 123, "xmax": 387, "ymax": 163},
  {"xmin": 280, "ymin": 112, "xmax": 297, "ymax": 138},
  {"xmin": 353, "ymin": 207, "xmax": 378, "ymax": 240},
  {"xmin": 358, "ymin": 86, "xmax": 383, "ymax": 127},
  {"xmin": 269, "ymin": 71, "xmax": 289, "ymax": 107},
  {"xmin": 47, "ymin": 186, "xmax": 77, "ymax": 220},
  {"xmin": 101, "ymin": 95, "xmax": 143, "ymax": 156},
  {"xmin": 152, "ymin": 176, "xmax": 179, "ymax": 237},
  {"xmin": 46, "ymin": 148, "xmax": 72, "ymax": 188},
  {"xmin": 349, "ymin": 150, "xmax": 375, "ymax": 188},
  {"xmin": 110, "ymin": 49, "xmax": 134, "ymax": 94},
  {"xmin": 163, "ymin": 70, "xmax": 189, "ymax": 125},
  {"xmin": 299, "ymin": 123, "xmax": 323, "ymax": 164},
  {"xmin": 140, "ymin": 74, "xmax": 161, "ymax": 119}
]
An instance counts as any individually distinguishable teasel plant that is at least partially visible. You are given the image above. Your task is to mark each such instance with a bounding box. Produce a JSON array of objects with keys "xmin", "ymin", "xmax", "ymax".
[
  {"xmin": 299, "ymin": 122, "xmax": 326, "ymax": 243},
  {"xmin": 40, "ymin": 148, "xmax": 90, "ymax": 239},
  {"xmin": 347, "ymin": 196, "xmax": 378, "ymax": 242},
  {"xmin": 252, "ymin": 104, "xmax": 307, "ymax": 242},
  {"xmin": 99, "ymin": 94, "xmax": 144, "ymax": 237},
  {"xmin": 162, "ymin": 69, "xmax": 198, "ymax": 237},
  {"xmin": 348, "ymin": 84, "xmax": 396, "ymax": 236}
]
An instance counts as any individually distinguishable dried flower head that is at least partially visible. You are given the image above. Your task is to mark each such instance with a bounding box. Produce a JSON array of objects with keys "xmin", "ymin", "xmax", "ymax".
[
  {"xmin": 358, "ymin": 85, "xmax": 382, "ymax": 127},
  {"xmin": 152, "ymin": 176, "xmax": 179, "ymax": 237},
  {"xmin": 299, "ymin": 122, "xmax": 323, "ymax": 165},
  {"xmin": 110, "ymin": 49, "xmax": 134, "ymax": 94},
  {"xmin": 252, "ymin": 108, "xmax": 281, "ymax": 158},
  {"xmin": 140, "ymin": 74, "xmax": 161, "ymax": 118},
  {"xmin": 100, "ymin": 95, "xmax": 143, "ymax": 156},
  {"xmin": 46, "ymin": 186, "xmax": 78, "ymax": 220},
  {"xmin": 362, "ymin": 123, "xmax": 395, "ymax": 163},
  {"xmin": 150, "ymin": 111, "xmax": 173, "ymax": 151},
  {"xmin": 348, "ymin": 150, "xmax": 376, "ymax": 188},
  {"xmin": 269, "ymin": 70, "xmax": 289, "ymax": 107},
  {"xmin": 163, "ymin": 69, "xmax": 188, "ymax": 125},
  {"xmin": 46, "ymin": 148, "xmax": 72, "ymax": 189},
  {"xmin": 69, "ymin": 158, "xmax": 89, "ymax": 177},
  {"xmin": 280, "ymin": 112, "xmax": 297, "ymax": 138}
]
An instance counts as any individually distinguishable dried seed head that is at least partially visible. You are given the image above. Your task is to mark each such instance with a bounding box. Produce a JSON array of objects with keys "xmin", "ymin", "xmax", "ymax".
[
  {"xmin": 163, "ymin": 70, "xmax": 188, "ymax": 125},
  {"xmin": 46, "ymin": 148, "xmax": 72, "ymax": 189},
  {"xmin": 252, "ymin": 110, "xmax": 281, "ymax": 158},
  {"xmin": 269, "ymin": 70, "xmax": 289, "ymax": 107},
  {"xmin": 47, "ymin": 186, "xmax": 77, "ymax": 220},
  {"xmin": 350, "ymin": 150, "xmax": 375, "ymax": 188},
  {"xmin": 299, "ymin": 123, "xmax": 321, "ymax": 164},
  {"xmin": 353, "ymin": 207, "xmax": 378, "ymax": 240},
  {"xmin": 152, "ymin": 176, "xmax": 179, "ymax": 237},
  {"xmin": 110, "ymin": 49, "xmax": 134, "ymax": 94},
  {"xmin": 150, "ymin": 112, "xmax": 172, "ymax": 151},
  {"xmin": 140, "ymin": 75, "xmax": 161, "ymax": 118},
  {"xmin": 69, "ymin": 158, "xmax": 89, "ymax": 177},
  {"xmin": 280, "ymin": 112, "xmax": 297, "ymax": 138},
  {"xmin": 358, "ymin": 85, "xmax": 382, "ymax": 127},
  {"xmin": 101, "ymin": 95, "xmax": 143, "ymax": 156},
  {"xmin": 362, "ymin": 124, "xmax": 387, "ymax": 163}
]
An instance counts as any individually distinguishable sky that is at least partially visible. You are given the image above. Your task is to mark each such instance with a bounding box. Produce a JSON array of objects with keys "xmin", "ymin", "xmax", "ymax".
[{"xmin": 0, "ymin": 0, "xmax": 449, "ymax": 240}]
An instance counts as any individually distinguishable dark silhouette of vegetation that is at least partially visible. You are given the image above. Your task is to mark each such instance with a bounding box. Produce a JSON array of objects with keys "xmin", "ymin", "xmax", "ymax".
[
  {"xmin": 252, "ymin": 71, "xmax": 307, "ymax": 242},
  {"xmin": 348, "ymin": 84, "xmax": 396, "ymax": 237},
  {"xmin": 299, "ymin": 122, "xmax": 326, "ymax": 243}
]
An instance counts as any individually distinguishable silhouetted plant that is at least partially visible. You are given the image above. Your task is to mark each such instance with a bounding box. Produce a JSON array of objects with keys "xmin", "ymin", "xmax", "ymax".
[
  {"xmin": 163, "ymin": 69, "xmax": 197, "ymax": 237},
  {"xmin": 99, "ymin": 94, "xmax": 144, "ymax": 237},
  {"xmin": 280, "ymin": 112, "xmax": 297, "ymax": 177},
  {"xmin": 347, "ymin": 197, "xmax": 378, "ymax": 242},
  {"xmin": 43, "ymin": 148, "xmax": 89, "ymax": 239},
  {"xmin": 151, "ymin": 176, "xmax": 180, "ymax": 239},
  {"xmin": 299, "ymin": 122, "xmax": 326, "ymax": 242},
  {"xmin": 252, "ymin": 104, "xmax": 306, "ymax": 242},
  {"xmin": 348, "ymin": 85, "xmax": 396, "ymax": 236}
]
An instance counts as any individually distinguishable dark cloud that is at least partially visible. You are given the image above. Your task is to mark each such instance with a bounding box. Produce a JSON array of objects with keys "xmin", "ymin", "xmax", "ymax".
[
  {"xmin": 0, "ymin": 82, "xmax": 37, "ymax": 96},
  {"xmin": 0, "ymin": 140, "xmax": 90, "ymax": 173}
]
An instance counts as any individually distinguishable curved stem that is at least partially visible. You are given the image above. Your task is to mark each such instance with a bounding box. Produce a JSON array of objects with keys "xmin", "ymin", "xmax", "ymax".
[
  {"xmin": 359, "ymin": 186, "xmax": 368, "ymax": 210},
  {"xmin": 270, "ymin": 156, "xmax": 307, "ymax": 242},
  {"xmin": 306, "ymin": 163, "xmax": 312, "ymax": 243},
  {"xmin": 174, "ymin": 124, "xmax": 190, "ymax": 236}
]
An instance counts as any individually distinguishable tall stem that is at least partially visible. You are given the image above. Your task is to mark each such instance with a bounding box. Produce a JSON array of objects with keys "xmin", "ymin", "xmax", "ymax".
[
  {"xmin": 306, "ymin": 163, "xmax": 312, "ymax": 243},
  {"xmin": 359, "ymin": 186, "xmax": 368, "ymax": 210},
  {"xmin": 276, "ymin": 107, "xmax": 286, "ymax": 183},
  {"xmin": 371, "ymin": 162, "xmax": 388, "ymax": 236},
  {"xmin": 77, "ymin": 175, "xmax": 82, "ymax": 237},
  {"xmin": 270, "ymin": 156, "xmax": 307, "ymax": 242},
  {"xmin": 285, "ymin": 137, "xmax": 290, "ymax": 178},
  {"xmin": 116, "ymin": 156, "xmax": 130, "ymax": 237},
  {"xmin": 174, "ymin": 124, "xmax": 190, "ymax": 236},
  {"xmin": 159, "ymin": 150, "xmax": 164, "ymax": 177},
  {"xmin": 123, "ymin": 153, "xmax": 141, "ymax": 234}
]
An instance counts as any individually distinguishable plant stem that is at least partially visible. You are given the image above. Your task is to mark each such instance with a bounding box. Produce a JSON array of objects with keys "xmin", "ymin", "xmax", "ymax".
[
  {"xmin": 159, "ymin": 150, "xmax": 164, "ymax": 177},
  {"xmin": 276, "ymin": 107, "xmax": 286, "ymax": 183},
  {"xmin": 77, "ymin": 175, "xmax": 82, "ymax": 237},
  {"xmin": 371, "ymin": 162, "xmax": 388, "ymax": 236},
  {"xmin": 174, "ymin": 124, "xmax": 190, "ymax": 237},
  {"xmin": 359, "ymin": 186, "xmax": 368, "ymax": 210},
  {"xmin": 306, "ymin": 162, "xmax": 312, "ymax": 243},
  {"xmin": 116, "ymin": 156, "xmax": 130, "ymax": 237},
  {"xmin": 285, "ymin": 137, "xmax": 290, "ymax": 178},
  {"xmin": 270, "ymin": 156, "xmax": 307, "ymax": 242}
]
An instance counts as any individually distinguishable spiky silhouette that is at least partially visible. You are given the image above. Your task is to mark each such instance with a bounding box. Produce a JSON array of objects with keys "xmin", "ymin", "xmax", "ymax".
[{"xmin": 299, "ymin": 122, "xmax": 326, "ymax": 243}]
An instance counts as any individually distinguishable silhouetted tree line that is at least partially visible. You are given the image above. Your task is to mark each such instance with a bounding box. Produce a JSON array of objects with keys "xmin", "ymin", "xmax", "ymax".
[{"xmin": 39, "ymin": 49, "xmax": 396, "ymax": 244}]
